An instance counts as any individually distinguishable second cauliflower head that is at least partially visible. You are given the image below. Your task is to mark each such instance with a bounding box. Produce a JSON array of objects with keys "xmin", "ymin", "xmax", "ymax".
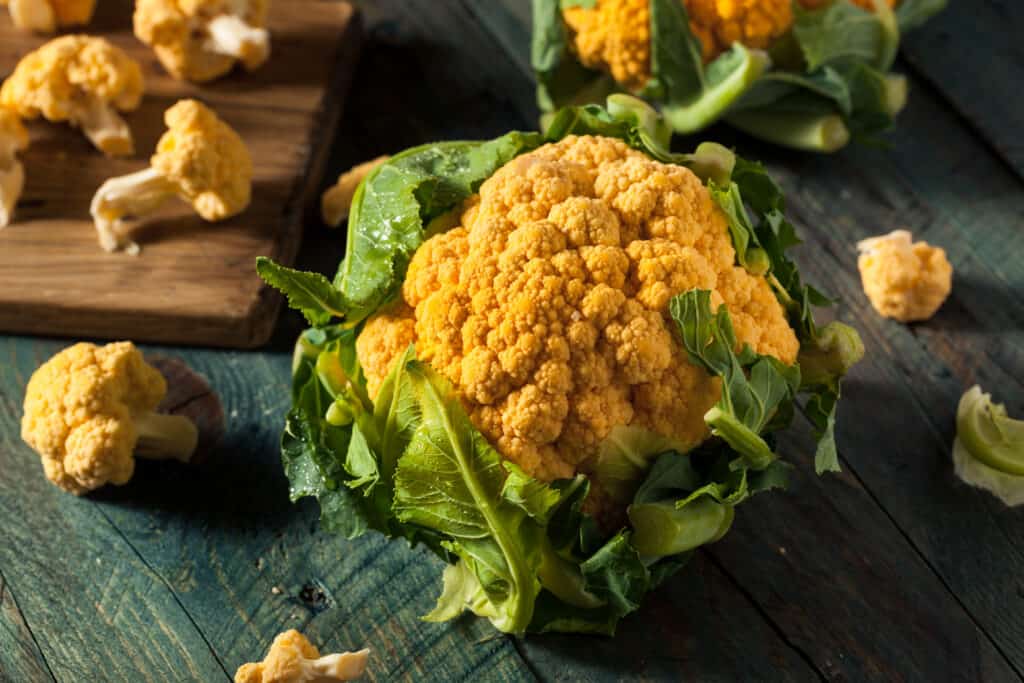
[
  {"xmin": 0, "ymin": 35, "xmax": 144, "ymax": 157},
  {"xmin": 356, "ymin": 135, "xmax": 798, "ymax": 489},
  {"xmin": 563, "ymin": 0, "xmax": 897, "ymax": 79},
  {"xmin": 134, "ymin": 0, "xmax": 271, "ymax": 82}
]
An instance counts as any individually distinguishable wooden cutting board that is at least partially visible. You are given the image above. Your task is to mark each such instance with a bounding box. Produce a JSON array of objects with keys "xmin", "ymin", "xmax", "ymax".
[{"xmin": 0, "ymin": 0, "xmax": 361, "ymax": 348}]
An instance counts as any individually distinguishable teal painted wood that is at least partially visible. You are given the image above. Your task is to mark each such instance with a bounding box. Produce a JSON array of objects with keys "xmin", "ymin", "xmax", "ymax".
[
  {"xmin": 3, "ymin": 1, "xmax": 1024, "ymax": 682},
  {"xmin": 0, "ymin": 336, "xmax": 534, "ymax": 682},
  {"xmin": 900, "ymin": 2, "xmax": 1024, "ymax": 180},
  {"xmin": 742, "ymin": 66, "xmax": 1024, "ymax": 672},
  {"xmin": 0, "ymin": 572, "xmax": 53, "ymax": 683},
  {"xmin": 515, "ymin": 553, "xmax": 821, "ymax": 682}
]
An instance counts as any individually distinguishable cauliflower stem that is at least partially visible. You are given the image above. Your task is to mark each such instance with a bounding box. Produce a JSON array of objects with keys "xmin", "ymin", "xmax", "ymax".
[
  {"xmin": 727, "ymin": 110, "xmax": 851, "ymax": 153},
  {"xmin": 91, "ymin": 168, "xmax": 177, "ymax": 253},
  {"xmin": 205, "ymin": 13, "xmax": 270, "ymax": 70},
  {"xmin": 133, "ymin": 410, "xmax": 199, "ymax": 463},
  {"xmin": 75, "ymin": 96, "xmax": 135, "ymax": 158}
]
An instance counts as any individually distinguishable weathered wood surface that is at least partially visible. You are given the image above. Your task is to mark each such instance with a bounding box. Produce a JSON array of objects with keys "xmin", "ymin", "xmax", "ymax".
[
  {"xmin": 0, "ymin": 0, "xmax": 361, "ymax": 349},
  {"xmin": 2, "ymin": 1, "xmax": 1024, "ymax": 681},
  {"xmin": 899, "ymin": 1, "xmax": 1024, "ymax": 181}
]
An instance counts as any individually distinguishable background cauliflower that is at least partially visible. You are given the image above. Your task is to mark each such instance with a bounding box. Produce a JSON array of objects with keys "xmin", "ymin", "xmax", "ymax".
[
  {"xmin": 356, "ymin": 135, "xmax": 798, "ymax": 484},
  {"xmin": 0, "ymin": 35, "xmax": 144, "ymax": 156},
  {"xmin": 857, "ymin": 229, "xmax": 952, "ymax": 322},
  {"xmin": 134, "ymin": 0, "xmax": 270, "ymax": 82}
]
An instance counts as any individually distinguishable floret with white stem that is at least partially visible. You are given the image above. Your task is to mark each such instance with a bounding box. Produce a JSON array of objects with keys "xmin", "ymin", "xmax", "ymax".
[
  {"xmin": 0, "ymin": 36, "xmax": 143, "ymax": 157},
  {"xmin": 134, "ymin": 0, "xmax": 270, "ymax": 83},
  {"xmin": 90, "ymin": 99, "xmax": 252, "ymax": 254}
]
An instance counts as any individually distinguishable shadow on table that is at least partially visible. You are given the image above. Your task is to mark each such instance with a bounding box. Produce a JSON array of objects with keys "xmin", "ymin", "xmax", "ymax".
[
  {"xmin": 925, "ymin": 271, "xmax": 1024, "ymax": 333},
  {"xmin": 90, "ymin": 429, "xmax": 297, "ymax": 533}
]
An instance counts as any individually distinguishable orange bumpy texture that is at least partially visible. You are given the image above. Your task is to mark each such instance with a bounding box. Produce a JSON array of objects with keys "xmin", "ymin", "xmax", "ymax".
[
  {"xmin": 564, "ymin": 0, "xmax": 897, "ymax": 76},
  {"xmin": 356, "ymin": 135, "xmax": 798, "ymax": 485}
]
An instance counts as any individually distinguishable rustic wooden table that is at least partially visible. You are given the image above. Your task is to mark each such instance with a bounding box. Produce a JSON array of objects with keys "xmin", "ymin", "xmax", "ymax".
[{"xmin": 2, "ymin": 2, "xmax": 1022, "ymax": 681}]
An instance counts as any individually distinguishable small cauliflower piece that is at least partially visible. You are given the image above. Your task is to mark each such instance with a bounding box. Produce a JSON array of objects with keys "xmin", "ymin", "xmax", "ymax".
[
  {"xmin": 0, "ymin": 108, "xmax": 29, "ymax": 228},
  {"xmin": 20, "ymin": 341, "xmax": 200, "ymax": 495},
  {"xmin": 857, "ymin": 229, "xmax": 952, "ymax": 322},
  {"xmin": 134, "ymin": 0, "xmax": 270, "ymax": 83},
  {"xmin": 2, "ymin": 0, "xmax": 96, "ymax": 33},
  {"xmin": 235, "ymin": 630, "xmax": 369, "ymax": 683},
  {"xmin": 321, "ymin": 156, "xmax": 389, "ymax": 228},
  {"xmin": 90, "ymin": 99, "xmax": 252, "ymax": 253},
  {"xmin": 0, "ymin": 36, "xmax": 143, "ymax": 157}
]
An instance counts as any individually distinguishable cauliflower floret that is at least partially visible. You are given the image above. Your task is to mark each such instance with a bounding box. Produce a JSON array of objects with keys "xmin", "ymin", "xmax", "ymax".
[
  {"xmin": 563, "ymin": 0, "xmax": 651, "ymax": 92},
  {"xmin": 20, "ymin": 341, "xmax": 200, "ymax": 495},
  {"xmin": 563, "ymin": 0, "xmax": 897, "ymax": 74},
  {"xmin": 0, "ymin": 108, "xmax": 29, "ymax": 228},
  {"xmin": 90, "ymin": 99, "xmax": 252, "ymax": 253},
  {"xmin": 356, "ymin": 135, "xmax": 798, "ymax": 486},
  {"xmin": 322, "ymin": 156, "xmax": 389, "ymax": 228},
  {"xmin": 2, "ymin": 0, "xmax": 96, "ymax": 33},
  {"xmin": 0, "ymin": 36, "xmax": 144, "ymax": 157},
  {"xmin": 134, "ymin": 0, "xmax": 270, "ymax": 83},
  {"xmin": 685, "ymin": 0, "xmax": 793, "ymax": 62},
  {"xmin": 857, "ymin": 228, "xmax": 952, "ymax": 322},
  {"xmin": 235, "ymin": 630, "xmax": 368, "ymax": 683}
]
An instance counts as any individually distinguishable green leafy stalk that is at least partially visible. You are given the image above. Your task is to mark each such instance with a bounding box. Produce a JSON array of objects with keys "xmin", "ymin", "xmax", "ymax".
[
  {"xmin": 256, "ymin": 257, "xmax": 348, "ymax": 327},
  {"xmin": 670, "ymin": 290, "xmax": 800, "ymax": 470},
  {"xmin": 393, "ymin": 362, "xmax": 548, "ymax": 634},
  {"xmin": 727, "ymin": 110, "xmax": 851, "ymax": 153}
]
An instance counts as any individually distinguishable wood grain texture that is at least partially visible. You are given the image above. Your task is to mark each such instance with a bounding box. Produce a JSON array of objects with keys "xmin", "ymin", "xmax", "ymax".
[
  {"xmin": 899, "ymin": 1, "xmax": 1024, "ymax": 180},
  {"xmin": 2, "ymin": 1, "xmax": 1024, "ymax": 682},
  {"xmin": 0, "ymin": 0, "xmax": 362, "ymax": 349}
]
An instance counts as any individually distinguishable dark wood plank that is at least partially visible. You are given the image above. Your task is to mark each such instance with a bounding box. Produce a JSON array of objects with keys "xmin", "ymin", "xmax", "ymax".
[
  {"xmin": 899, "ymin": 2, "xmax": 1024, "ymax": 180},
  {"xmin": 0, "ymin": 0, "xmax": 361, "ymax": 349},
  {"xmin": 706, "ymin": 419, "xmax": 1016, "ymax": 681},
  {"xmin": 701, "ymin": 62, "xmax": 1024, "ymax": 675},
  {"xmin": 0, "ymin": 571, "xmax": 54, "ymax": 683},
  {"xmin": 516, "ymin": 552, "xmax": 820, "ymax": 682}
]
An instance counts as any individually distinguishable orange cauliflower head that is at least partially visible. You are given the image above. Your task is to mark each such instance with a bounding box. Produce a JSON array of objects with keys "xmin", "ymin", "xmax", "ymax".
[
  {"xmin": 857, "ymin": 229, "xmax": 952, "ymax": 322},
  {"xmin": 234, "ymin": 630, "xmax": 369, "ymax": 683},
  {"xmin": 356, "ymin": 135, "xmax": 799, "ymax": 488},
  {"xmin": 134, "ymin": 0, "xmax": 270, "ymax": 82},
  {"xmin": 20, "ymin": 341, "xmax": 198, "ymax": 495},
  {"xmin": 0, "ymin": 35, "xmax": 144, "ymax": 156}
]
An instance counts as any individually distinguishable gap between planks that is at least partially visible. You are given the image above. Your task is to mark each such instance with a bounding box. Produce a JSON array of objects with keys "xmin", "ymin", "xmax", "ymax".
[
  {"xmin": 895, "ymin": 53, "xmax": 1024, "ymax": 193},
  {"xmin": 0, "ymin": 567, "xmax": 58, "ymax": 683}
]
